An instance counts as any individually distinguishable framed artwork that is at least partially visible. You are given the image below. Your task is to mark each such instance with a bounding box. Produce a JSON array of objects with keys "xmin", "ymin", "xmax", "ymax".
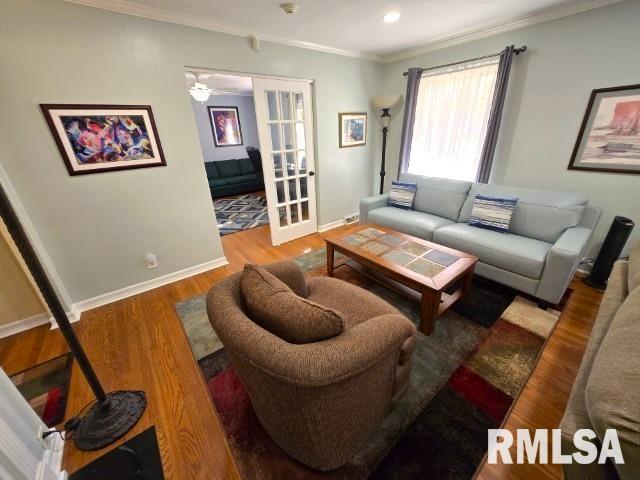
[
  {"xmin": 568, "ymin": 84, "xmax": 640, "ymax": 174},
  {"xmin": 40, "ymin": 104, "xmax": 166, "ymax": 176},
  {"xmin": 208, "ymin": 106, "xmax": 243, "ymax": 147},
  {"xmin": 339, "ymin": 112, "xmax": 367, "ymax": 148}
]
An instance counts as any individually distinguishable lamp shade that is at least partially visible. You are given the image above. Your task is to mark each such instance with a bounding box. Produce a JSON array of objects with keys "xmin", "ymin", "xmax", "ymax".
[{"xmin": 371, "ymin": 94, "xmax": 402, "ymax": 110}]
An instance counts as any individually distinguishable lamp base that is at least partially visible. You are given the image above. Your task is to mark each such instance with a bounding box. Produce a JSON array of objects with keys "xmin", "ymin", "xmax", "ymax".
[{"xmin": 70, "ymin": 390, "xmax": 147, "ymax": 451}]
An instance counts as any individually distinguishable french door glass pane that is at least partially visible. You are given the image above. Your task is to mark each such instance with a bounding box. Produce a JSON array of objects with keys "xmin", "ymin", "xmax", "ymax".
[
  {"xmin": 286, "ymin": 152, "xmax": 296, "ymax": 176},
  {"xmin": 299, "ymin": 176, "xmax": 308, "ymax": 199},
  {"xmin": 280, "ymin": 92, "xmax": 292, "ymax": 120},
  {"xmin": 276, "ymin": 181, "xmax": 285, "ymax": 203},
  {"xmin": 267, "ymin": 91, "xmax": 279, "ymax": 121},
  {"xmin": 288, "ymin": 179, "xmax": 297, "ymax": 201},
  {"xmin": 295, "ymin": 123, "xmax": 306, "ymax": 150},
  {"xmin": 301, "ymin": 201, "xmax": 309, "ymax": 221},
  {"xmin": 270, "ymin": 124, "xmax": 281, "ymax": 150},
  {"xmin": 297, "ymin": 151, "xmax": 307, "ymax": 173},
  {"xmin": 272, "ymin": 153, "xmax": 283, "ymax": 178},
  {"xmin": 278, "ymin": 206, "xmax": 287, "ymax": 227},
  {"xmin": 294, "ymin": 93, "xmax": 304, "ymax": 121},
  {"xmin": 282, "ymin": 123, "xmax": 294, "ymax": 149},
  {"xmin": 290, "ymin": 204, "xmax": 299, "ymax": 224}
]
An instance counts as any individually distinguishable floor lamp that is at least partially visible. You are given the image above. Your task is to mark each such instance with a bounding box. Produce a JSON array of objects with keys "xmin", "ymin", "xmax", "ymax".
[
  {"xmin": 0, "ymin": 181, "xmax": 146, "ymax": 451},
  {"xmin": 371, "ymin": 95, "xmax": 402, "ymax": 194}
]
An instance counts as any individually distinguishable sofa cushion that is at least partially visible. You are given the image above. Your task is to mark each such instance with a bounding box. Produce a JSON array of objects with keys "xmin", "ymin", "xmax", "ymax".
[
  {"xmin": 224, "ymin": 174, "xmax": 258, "ymax": 185},
  {"xmin": 204, "ymin": 162, "xmax": 220, "ymax": 179},
  {"xmin": 468, "ymin": 194, "xmax": 518, "ymax": 233},
  {"xmin": 368, "ymin": 207, "xmax": 453, "ymax": 241},
  {"xmin": 240, "ymin": 264, "xmax": 343, "ymax": 344},
  {"xmin": 586, "ymin": 286, "xmax": 640, "ymax": 478},
  {"xmin": 399, "ymin": 173, "xmax": 472, "ymax": 222},
  {"xmin": 216, "ymin": 159, "xmax": 242, "ymax": 177},
  {"xmin": 434, "ymin": 223, "xmax": 551, "ymax": 279},
  {"xmin": 238, "ymin": 157, "xmax": 256, "ymax": 175},
  {"xmin": 209, "ymin": 178, "xmax": 227, "ymax": 187},
  {"xmin": 459, "ymin": 184, "xmax": 587, "ymax": 244},
  {"xmin": 388, "ymin": 181, "xmax": 417, "ymax": 210},
  {"xmin": 629, "ymin": 241, "xmax": 640, "ymax": 292}
]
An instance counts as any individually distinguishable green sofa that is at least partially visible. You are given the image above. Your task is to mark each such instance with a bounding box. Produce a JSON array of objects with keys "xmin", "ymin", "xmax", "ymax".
[{"xmin": 205, "ymin": 157, "xmax": 264, "ymax": 199}]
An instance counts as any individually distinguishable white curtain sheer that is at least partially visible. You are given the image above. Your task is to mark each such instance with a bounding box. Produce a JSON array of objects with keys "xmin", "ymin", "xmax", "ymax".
[{"xmin": 407, "ymin": 60, "xmax": 499, "ymax": 182}]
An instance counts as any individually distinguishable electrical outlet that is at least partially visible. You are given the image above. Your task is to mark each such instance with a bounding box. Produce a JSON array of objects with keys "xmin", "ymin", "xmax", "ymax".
[
  {"xmin": 344, "ymin": 214, "xmax": 359, "ymax": 224},
  {"xmin": 145, "ymin": 253, "xmax": 158, "ymax": 269}
]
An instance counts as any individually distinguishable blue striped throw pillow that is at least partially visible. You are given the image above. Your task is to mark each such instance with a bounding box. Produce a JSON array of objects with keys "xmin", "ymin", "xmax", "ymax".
[
  {"xmin": 468, "ymin": 194, "xmax": 518, "ymax": 233},
  {"xmin": 388, "ymin": 181, "xmax": 417, "ymax": 210}
]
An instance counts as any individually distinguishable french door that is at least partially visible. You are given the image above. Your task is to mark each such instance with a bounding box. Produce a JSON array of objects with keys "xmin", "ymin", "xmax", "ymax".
[{"xmin": 253, "ymin": 78, "xmax": 317, "ymax": 245}]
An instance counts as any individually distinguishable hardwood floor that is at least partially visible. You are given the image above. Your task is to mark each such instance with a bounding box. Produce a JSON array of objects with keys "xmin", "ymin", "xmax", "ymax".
[{"xmin": 0, "ymin": 224, "xmax": 602, "ymax": 479}]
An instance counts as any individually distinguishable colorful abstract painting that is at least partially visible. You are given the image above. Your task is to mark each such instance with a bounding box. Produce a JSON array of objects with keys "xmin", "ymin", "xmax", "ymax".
[
  {"xmin": 41, "ymin": 104, "xmax": 166, "ymax": 175},
  {"xmin": 339, "ymin": 112, "xmax": 367, "ymax": 147}
]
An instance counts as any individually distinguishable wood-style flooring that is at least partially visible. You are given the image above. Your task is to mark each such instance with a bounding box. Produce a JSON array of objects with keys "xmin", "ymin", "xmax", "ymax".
[{"xmin": 0, "ymin": 224, "xmax": 602, "ymax": 479}]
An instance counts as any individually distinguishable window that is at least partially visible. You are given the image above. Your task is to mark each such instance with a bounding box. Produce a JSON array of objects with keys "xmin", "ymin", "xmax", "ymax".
[{"xmin": 407, "ymin": 60, "xmax": 499, "ymax": 182}]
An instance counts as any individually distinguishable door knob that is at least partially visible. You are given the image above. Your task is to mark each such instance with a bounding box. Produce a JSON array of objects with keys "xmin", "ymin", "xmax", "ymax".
[{"xmin": 308, "ymin": 171, "xmax": 315, "ymax": 176}]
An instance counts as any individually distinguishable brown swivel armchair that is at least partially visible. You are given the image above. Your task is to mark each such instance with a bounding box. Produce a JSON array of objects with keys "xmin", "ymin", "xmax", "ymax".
[{"xmin": 206, "ymin": 261, "xmax": 417, "ymax": 471}]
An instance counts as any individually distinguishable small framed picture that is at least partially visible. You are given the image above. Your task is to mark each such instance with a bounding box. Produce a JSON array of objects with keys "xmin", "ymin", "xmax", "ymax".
[
  {"xmin": 40, "ymin": 104, "xmax": 166, "ymax": 176},
  {"xmin": 208, "ymin": 106, "xmax": 243, "ymax": 147},
  {"xmin": 568, "ymin": 83, "xmax": 640, "ymax": 174},
  {"xmin": 339, "ymin": 112, "xmax": 367, "ymax": 148}
]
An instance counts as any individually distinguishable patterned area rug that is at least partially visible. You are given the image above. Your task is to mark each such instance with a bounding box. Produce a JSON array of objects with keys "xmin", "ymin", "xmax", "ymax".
[
  {"xmin": 10, "ymin": 353, "xmax": 73, "ymax": 427},
  {"xmin": 175, "ymin": 248, "xmax": 567, "ymax": 479},
  {"xmin": 214, "ymin": 194, "xmax": 269, "ymax": 236}
]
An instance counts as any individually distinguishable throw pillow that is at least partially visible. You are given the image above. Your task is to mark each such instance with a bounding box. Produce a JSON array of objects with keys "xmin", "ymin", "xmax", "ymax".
[
  {"xmin": 240, "ymin": 264, "xmax": 344, "ymax": 344},
  {"xmin": 388, "ymin": 181, "xmax": 417, "ymax": 210},
  {"xmin": 468, "ymin": 194, "xmax": 518, "ymax": 233}
]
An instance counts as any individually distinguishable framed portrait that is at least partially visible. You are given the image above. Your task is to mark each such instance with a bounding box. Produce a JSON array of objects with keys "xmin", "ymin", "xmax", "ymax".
[
  {"xmin": 339, "ymin": 112, "xmax": 367, "ymax": 148},
  {"xmin": 40, "ymin": 104, "xmax": 166, "ymax": 176},
  {"xmin": 208, "ymin": 106, "xmax": 243, "ymax": 147},
  {"xmin": 568, "ymin": 84, "xmax": 640, "ymax": 174}
]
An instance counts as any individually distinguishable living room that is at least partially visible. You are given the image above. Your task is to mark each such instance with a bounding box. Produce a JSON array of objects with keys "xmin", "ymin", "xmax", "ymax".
[{"xmin": 0, "ymin": 0, "xmax": 638, "ymax": 479}]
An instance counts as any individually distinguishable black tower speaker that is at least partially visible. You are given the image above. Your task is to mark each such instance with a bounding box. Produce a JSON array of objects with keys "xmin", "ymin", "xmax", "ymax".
[{"xmin": 584, "ymin": 216, "xmax": 635, "ymax": 290}]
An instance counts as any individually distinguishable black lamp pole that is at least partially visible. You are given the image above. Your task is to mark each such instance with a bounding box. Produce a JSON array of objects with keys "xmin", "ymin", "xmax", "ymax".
[
  {"xmin": 379, "ymin": 108, "xmax": 391, "ymax": 194},
  {"xmin": 0, "ymin": 182, "xmax": 146, "ymax": 451}
]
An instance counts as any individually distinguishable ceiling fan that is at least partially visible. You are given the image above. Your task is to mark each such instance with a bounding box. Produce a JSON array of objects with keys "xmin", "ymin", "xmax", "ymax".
[{"xmin": 187, "ymin": 72, "xmax": 240, "ymax": 102}]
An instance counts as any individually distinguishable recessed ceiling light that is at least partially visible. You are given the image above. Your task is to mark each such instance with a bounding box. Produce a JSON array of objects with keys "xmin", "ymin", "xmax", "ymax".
[{"xmin": 384, "ymin": 11, "xmax": 400, "ymax": 23}]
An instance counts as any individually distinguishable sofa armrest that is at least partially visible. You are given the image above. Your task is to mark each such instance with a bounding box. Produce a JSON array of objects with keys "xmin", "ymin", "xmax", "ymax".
[
  {"xmin": 536, "ymin": 226, "xmax": 593, "ymax": 304},
  {"xmin": 360, "ymin": 194, "xmax": 389, "ymax": 223}
]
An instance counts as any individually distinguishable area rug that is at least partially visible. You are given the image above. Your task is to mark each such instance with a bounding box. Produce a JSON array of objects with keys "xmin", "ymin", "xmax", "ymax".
[
  {"xmin": 214, "ymin": 193, "xmax": 269, "ymax": 236},
  {"xmin": 10, "ymin": 353, "xmax": 73, "ymax": 427},
  {"xmin": 175, "ymin": 248, "xmax": 567, "ymax": 479}
]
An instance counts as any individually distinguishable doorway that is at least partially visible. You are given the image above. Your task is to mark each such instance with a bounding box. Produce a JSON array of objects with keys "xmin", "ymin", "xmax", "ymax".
[{"xmin": 186, "ymin": 70, "xmax": 318, "ymax": 246}]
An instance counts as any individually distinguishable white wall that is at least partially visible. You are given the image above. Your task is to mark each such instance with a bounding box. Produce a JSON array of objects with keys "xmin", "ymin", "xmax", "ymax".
[
  {"xmin": 383, "ymin": 0, "xmax": 640, "ymax": 256},
  {"xmin": 0, "ymin": 0, "xmax": 382, "ymax": 304},
  {"xmin": 191, "ymin": 94, "xmax": 260, "ymax": 163}
]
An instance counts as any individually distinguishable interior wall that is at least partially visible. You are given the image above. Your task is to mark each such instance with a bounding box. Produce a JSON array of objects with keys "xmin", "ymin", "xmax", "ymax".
[
  {"xmin": 191, "ymin": 94, "xmax": 260, "ymax": 163},
  {"xmin": 382, "ymin": 0, "xmax": 640, "ymax": 257},
  {"xmin": 0, "ymin": 0, "xmax": 382, "ymax": 304},
  {"xmin": 0, "ymin": 221, "xmax": 46, "ymax": 327}
]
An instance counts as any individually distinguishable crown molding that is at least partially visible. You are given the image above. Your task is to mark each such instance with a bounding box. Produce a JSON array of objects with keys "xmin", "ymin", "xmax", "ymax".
[
  {"xmin": 380, "ymin": 0, "xmax": 623, "ymax": 63},
  {"xmin": 63, "ymin": 0, "xmax": 383, "ymax": 62},
  {"xmin": 65, "ymin": 0, "xmax": 622, "ymax": 65}
]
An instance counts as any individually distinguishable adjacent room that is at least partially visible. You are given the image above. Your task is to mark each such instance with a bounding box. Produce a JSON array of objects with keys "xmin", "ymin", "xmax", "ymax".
[{"xmin": 0, "ymin": 1, "xmax": 639, "ymax": 479}]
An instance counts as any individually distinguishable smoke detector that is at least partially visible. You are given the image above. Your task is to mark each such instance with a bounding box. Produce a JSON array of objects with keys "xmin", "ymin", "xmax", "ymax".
[{"xmin": 280, "ymin": 3, "xmax": 298, "ymax": 15}]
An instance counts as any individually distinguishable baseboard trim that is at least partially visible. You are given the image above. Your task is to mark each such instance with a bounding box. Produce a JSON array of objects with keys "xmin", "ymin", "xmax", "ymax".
[
  {"xmin": 0, "ymin": 313, "xmax": 51, "ymax": 339},
  {"xmin": 69, "ymin": 256, "xmax": 229, "ymax": 318},
  {"xmin": 318, "ymin": 213, "xmax": 359, "ymax": 233}
]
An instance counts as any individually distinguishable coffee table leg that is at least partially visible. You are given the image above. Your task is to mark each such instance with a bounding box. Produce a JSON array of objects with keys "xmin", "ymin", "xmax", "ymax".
[
  {"xmin": 326, "ymin": 243, "xmax": 334, "ymax": 277},
  {"xmin": 420, "ymin": 289, "xmax": 441, "ymax": 336},
  {"xmin": 461, "ymin": 268, "xmax": 474, "ymax": 296}
]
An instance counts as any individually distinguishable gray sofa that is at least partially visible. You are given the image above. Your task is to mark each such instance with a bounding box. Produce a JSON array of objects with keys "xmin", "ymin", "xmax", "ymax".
[
  {"xmin": 360, "ymin": 173, "xmax": 602, "ymax": 304},
  {"xmin": 560, "ymin": 242, "xmax": 639, "ymax": 479}
]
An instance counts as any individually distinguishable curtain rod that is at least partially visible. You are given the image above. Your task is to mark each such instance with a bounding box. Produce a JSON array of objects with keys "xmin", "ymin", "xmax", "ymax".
[{"xmin": 402, "ymin": 45, "xmax": 527, "ymax": 76}]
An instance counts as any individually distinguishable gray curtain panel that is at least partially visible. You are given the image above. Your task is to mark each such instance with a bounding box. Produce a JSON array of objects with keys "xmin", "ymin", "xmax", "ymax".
[
  {"xmin": 476, "ymin": 45, "xmax": 516, "ymax": 183},
  {"xmin": 397, "ymin": 68, "xmax": 423, "ymax": 178}
]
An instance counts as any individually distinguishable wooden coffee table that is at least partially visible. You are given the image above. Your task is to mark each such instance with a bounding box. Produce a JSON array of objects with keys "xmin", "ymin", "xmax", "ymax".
[{"xmin": 325, "ymin": 223, "xmax": 478, "ymax": 335}]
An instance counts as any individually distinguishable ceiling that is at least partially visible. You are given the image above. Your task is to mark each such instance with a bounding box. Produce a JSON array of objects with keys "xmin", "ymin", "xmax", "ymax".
[
  {"xmin": 185, "ymin": 72, "xmax": 253, "ymax": 95},
  {"xmin": 69, "ymin": 0, "xmax": 620, "ymax": 61}
]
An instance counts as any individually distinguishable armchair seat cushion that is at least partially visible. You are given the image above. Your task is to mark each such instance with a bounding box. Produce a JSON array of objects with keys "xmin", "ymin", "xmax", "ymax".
[
  {"xmin": 368, "ymin": 207, "xmax": 453, "ymax": 241},
  {"xmin": 240, "ymin": 265, "xmax": 343, "ymax": 343},
  {"xmin": 434, "ymin": 223, "xmax": 551, "ymax": 279},
  {"xmin": 306, "ymin": 276, "xmax": 399, "ymax": 329}
]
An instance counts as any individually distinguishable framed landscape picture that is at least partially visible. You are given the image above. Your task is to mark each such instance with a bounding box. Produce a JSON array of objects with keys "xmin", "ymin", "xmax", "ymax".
[
  {"xmin": 339, "ymin": 112, "xmax": 367, "ymax": 148},
  {"xmin": 208, "ymin": 106, "xmax": 243, "ymax": 147},
  {"xmin": 568, "ymin": 84, "xmax": 640, "ymax": 174},
  {"xmin": 40, "ymin": 104, "xmax": 166, "ymax": 176}
]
